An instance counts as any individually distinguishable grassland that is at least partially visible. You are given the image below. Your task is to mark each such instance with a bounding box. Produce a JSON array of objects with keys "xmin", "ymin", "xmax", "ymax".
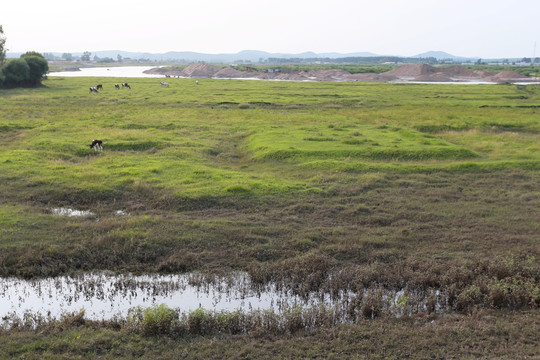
[{"xmin": 0, "ymin": 77, "xmax": 538, "ymax": 358}]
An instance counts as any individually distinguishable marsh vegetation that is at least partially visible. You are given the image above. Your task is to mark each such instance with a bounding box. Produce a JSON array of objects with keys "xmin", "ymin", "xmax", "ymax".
[{"xmin": 0, "ymin": 77, "xmax": 538, "ymax": 358}]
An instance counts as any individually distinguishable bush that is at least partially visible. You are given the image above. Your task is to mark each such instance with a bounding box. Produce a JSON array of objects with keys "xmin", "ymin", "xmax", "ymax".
[
  {"xmin": 1, "ymin": 58, "xmax": 29, "ymax": 87},
  {"xmin": 137, "ymin": 304, "xmax": 178, "ymax": 335},
  {"xmin": 21, "ymin": 53, "xmax": 48, "ymax": 85},
  {"xmin": 0, "ymin": 51, "xmax": 48, "ymax": 88},
  {"xmin": 187, "ymin": 308, "xmax": 216, "ymax": 335}
]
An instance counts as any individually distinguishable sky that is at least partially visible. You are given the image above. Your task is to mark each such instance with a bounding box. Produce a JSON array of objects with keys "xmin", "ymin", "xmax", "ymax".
[{"xmin": 2, "ymin": 0, "xmax": 539, "ymax": 58}]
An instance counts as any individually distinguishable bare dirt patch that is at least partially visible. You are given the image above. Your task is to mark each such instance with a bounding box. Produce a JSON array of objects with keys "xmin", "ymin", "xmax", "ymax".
[{"xmin": 145, "ymin": 63, "xmax": 539, "ymax": 83}]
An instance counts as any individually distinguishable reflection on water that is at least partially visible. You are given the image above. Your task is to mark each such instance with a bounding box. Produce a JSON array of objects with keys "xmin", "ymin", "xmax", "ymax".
[
  {"xmin": 49, "ymin": 66, "xmax": 165, "ymax": 78},
  {"xmin": 0, "ymin": 272, "xmax": 449, "ymax": 325},
  {"xmin": 51, "ymin": 207, "xmax": 95, "ymax": 217},
  {"xmin": 0, "ymin": 272, "xmax": 329, "ymax": 321}
]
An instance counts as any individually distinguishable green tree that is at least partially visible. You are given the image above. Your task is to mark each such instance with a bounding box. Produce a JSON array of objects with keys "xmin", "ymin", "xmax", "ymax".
[
  {"xmin": 81, "ymin": 51, "xmax": 91, "ymax": 61},
  {"xmin": 62, "ymin": 52, "xmax": 73, "ymax": 61},
  {"xmin": 0, "ymin": 25, "xmax": 7, "ymax": 65},
  {"xmin": 20, "ymin": 52, "xmax": 48, "ymax": 85},
  {"xmin": 1, "ymin": 58, "xmax": 29, "ymax": 87}
]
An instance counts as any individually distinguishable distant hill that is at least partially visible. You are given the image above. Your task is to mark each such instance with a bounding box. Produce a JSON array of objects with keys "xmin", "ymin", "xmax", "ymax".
[
  {"xmin": 6, "ymin": 49, "xmax": 517, "ymax": 63},
  {"xmin": 6, "ymin": 50, "xmax": 386, "ymax": 63},
  {"xmin": 413, "ymin": 51, "xmax": 473, "ymax": 61}
]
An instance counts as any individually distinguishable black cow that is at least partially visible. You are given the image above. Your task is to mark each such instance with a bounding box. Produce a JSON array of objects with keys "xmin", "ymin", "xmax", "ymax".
[
  {"xmin": 115, "ymin": 84, "xmax": 120, "ymax": 89},
  {"xmin": 89, "ymin": 139, "xmax": 103, "ymax": 151},
  {"xmin": 89, "ymin": 87, "xmax": 99, "ymax": 93},
  {"xmin": 96, "ymin": 84, "xmax": 103, "ymax": 90},
  {"xmin": 122, "ymin": 83, "xmax": 131, "ymax": 89}
]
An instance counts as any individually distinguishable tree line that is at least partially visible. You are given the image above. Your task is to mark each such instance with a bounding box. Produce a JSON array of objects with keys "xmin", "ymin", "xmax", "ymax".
[
  {"xmin": 266, "ymin": 56, "xmax": 439, "ymax": 65},
  {"xmin": 0, "ymin": 26, "xmax": 49, "ymax": 88}
]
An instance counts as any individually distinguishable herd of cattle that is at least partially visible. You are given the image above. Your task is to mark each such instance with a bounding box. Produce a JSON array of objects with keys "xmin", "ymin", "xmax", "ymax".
[
  {"xmin": 87, "ymin": 80, "xmax": 200, "ymax": 150},
  {"xmin": 89, "ymin": 80, "xmax": 202, "ymax": 93},
  {"xmin": 89, "ymin": 82, "xmax": 131, "ymax": 93}
]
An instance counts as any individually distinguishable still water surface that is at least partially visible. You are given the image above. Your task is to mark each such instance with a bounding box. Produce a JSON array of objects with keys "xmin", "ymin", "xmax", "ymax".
[
  {"xmin": 48, "ymin": 66, "xmax": 164, "ymax": 78},
  {"xmin": 0, "ymin": 272, "xmax": 332, "ymax": 321}
]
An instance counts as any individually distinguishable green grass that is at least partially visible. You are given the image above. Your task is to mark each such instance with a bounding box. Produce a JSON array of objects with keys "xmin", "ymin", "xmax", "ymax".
[
  {"xmin": 1, "ymin": 79, "xmax": 538, "ymax": 201},
  {"xmin": 0, "ymin": 76, "xmax": 538, "ymax": 357}
]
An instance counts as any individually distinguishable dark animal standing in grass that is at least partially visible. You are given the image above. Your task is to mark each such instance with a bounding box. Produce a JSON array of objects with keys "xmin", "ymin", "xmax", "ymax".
[
  {"xmin": 115, "ymin": 84, "xmax": 120, "ymax": 89},
  {"xmin": 89, "ymin": 139, "xmax": 103, "ymax": 151},
  {"xmin": 89, "ymin": 87, "xmax": 99, "ymax": 93},
  {"xmin": 96, "ymin": 84, "xmax": 103, "ymax": 90},
  {"xmin": 196, "ymin": 80, "xmax": 199, "ymax": 85},
  {"xmin": 122, "ymin": 83, "xmax": 131, "ymax": 89}
]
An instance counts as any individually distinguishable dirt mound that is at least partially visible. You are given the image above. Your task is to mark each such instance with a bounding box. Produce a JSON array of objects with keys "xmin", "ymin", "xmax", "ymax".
[
  {"xmin": 438, "ymin": 66, "xmax": 479, "ymax": 78},
  {"xmin": 276, "ymin": 72, "xmax": 311, "ymax": 81},
  {"xmin": 415, "ymin": 74, "xmax": 453, "ymax": 82},
  {"xmin": 473, "ymin": 70, "xmax": 494, "ymax": 77},
  {"xmin": 346, "ymin": 73, "xmax": 397, "ymax": 82},
  {"xmin": 181, "ymin": 64, "xmax": 221, "ymax": 77},
  {"xmin": 144, "ymin": 67, "xmax": 183, "ymax": 77},
  {"xmin": 383, "ymin": 64, "xmax": 438, "ymax": 77},
  {"xmin": 307, "ymin": 69, "xmax": 351, "ymax": 81},
  {"xmin": 492, "ymin": 71, "xmax": 528, "ymax": 79},
  {"xmin": 213, "ymin": 67, "xmax": 251, "ymax": 78},
  {"xmin": 144, "ymin": 63, "xmax": 538, "ymax": 84}
]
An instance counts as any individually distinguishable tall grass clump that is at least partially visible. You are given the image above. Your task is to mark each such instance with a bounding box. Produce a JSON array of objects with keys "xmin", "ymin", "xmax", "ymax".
[{"xmin": 127, "ymin": 304, "xmax": 178, "ymax": 336}]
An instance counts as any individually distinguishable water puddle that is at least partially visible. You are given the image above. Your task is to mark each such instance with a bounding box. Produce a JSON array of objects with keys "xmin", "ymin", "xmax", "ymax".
[
  {"xmin": 51, "ymin": 207, "xmax": 95, "ymax": 217},
  {"xmin": 50, "ymin": 208, "xmax": 129, "ymax": 218},
  {"xmin": 0, "ymin": 272, "xmax": 449, "ymax": 327}
]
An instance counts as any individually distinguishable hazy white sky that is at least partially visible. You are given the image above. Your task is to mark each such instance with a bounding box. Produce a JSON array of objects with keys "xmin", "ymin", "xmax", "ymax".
[{"xmin": 2, "ymin": 0, "xmax": 539, "ymax": 58}]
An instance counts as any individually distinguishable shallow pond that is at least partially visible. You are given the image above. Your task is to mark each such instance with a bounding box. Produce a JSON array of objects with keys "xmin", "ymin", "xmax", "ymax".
[
  {"xmin": 0, "ymin": 272, "xmax": 335, "ymax": 321},
  {"xmin": 0, "ymin": 272, "xmax": 449, "ymax": 326}
]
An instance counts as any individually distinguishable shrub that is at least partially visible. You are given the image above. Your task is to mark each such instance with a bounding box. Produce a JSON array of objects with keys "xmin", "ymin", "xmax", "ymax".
[
  {"xmin": 1, "ymin": 58, "xmax": 29, "ymax": 87},
  {"xmin": 0, "ymin": 52, "xmax": 48, "ymax": 87},
  {"xmin": 187, "ymin": 308, "xmax": 216, "ymax": 335},
  {"xmin": 456, "ymin": 285, "xmax": 486, "ymax": 312},
  {"xmin": 141, "ymin": 304, "xmax": 178, "ymax": 335}
]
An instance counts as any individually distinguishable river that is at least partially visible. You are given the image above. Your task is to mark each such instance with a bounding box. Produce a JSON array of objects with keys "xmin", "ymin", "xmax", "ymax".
[{"xmin": 48, "ymin": 66, "xmax": 165, "ymax": 78}]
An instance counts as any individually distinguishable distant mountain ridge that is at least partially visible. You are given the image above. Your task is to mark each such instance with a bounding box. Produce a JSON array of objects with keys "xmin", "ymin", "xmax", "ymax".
[
  {"xmin": 413, "ymin": 51, "xmax": 471, "ymax": 60},
  {"xmin": 92, "ymin": 50, "xmax": 382, "ymax": 62},
  {"xmin": 7, "ymin": 50, "xmax": 452, "ymax": 62},
  {"xmin": 9, "ymin": 49, "xmax": 510, "ymax": 62}
]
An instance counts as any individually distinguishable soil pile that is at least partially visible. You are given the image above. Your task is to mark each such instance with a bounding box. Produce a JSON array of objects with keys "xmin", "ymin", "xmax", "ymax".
[
  {"xmin": 382, "ymin": 64, "xmax": 438, "ymax": 77},
  {"xmin": 181, "ymin": 64, "xmax": 221, "ymax": 77},
  {"xmin": 473, "ymin": 70, "xmax": 494, "ymax": 77},
  {"xmin": 415, "ymin": 73, "xmax": 453, "ymax": 82},
  {"xmin": 438, "ymin": 66, "xmax": 479, "ymax": 78},
  {"xmin": 145, "ymin": 63, "xmax": 537, "ymax": 83},
  {"xmin": 306, "ymin": 69, "xmax": 351, "ymax": 81},
  {"xmin": 144, "ymin": 67, "xmax": 183, "ymax": 77},
  {"xmin": 490, "ymin": 71, "xmax": 528, "ymax": 80},
  {"xmin": 213, "ymin": 67, "xmax": 252, "ymax": 78},
  {"xmin": 346, "ymin": 73, "xmax": 397, "ymax": 82}
]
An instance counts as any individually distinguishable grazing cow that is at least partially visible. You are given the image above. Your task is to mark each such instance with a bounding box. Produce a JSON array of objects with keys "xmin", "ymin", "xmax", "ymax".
[
  {"xmin": 89, "ymin": 139, "xmax": 103, "ymax": 151},
  {"xmin": 196, "ymin": 80, "xmax": 199, "ymax": 85},
  {"xmin": 160, "ymin": 82, "xmax": 169, "ymax": 88},
  {"xmin": 96, "ymin": 84, "xmax": 103, "ymax": 90},
  {"xmin": 122, "ymin": 82, "xmax": 131, "ymax": 89},
  {"xmin": 115, "ymin": 84, "xmax": 120, "ymax": 89},
  {"xmin": 89, "ymin": 87, "xmax": 99, "ymax": 93}
]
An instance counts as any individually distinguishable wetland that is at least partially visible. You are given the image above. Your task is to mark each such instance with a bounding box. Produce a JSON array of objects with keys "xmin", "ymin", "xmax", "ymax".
[{"xmin": 0, "ymin": 76, "xmax": 538, "ymax": 359}]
